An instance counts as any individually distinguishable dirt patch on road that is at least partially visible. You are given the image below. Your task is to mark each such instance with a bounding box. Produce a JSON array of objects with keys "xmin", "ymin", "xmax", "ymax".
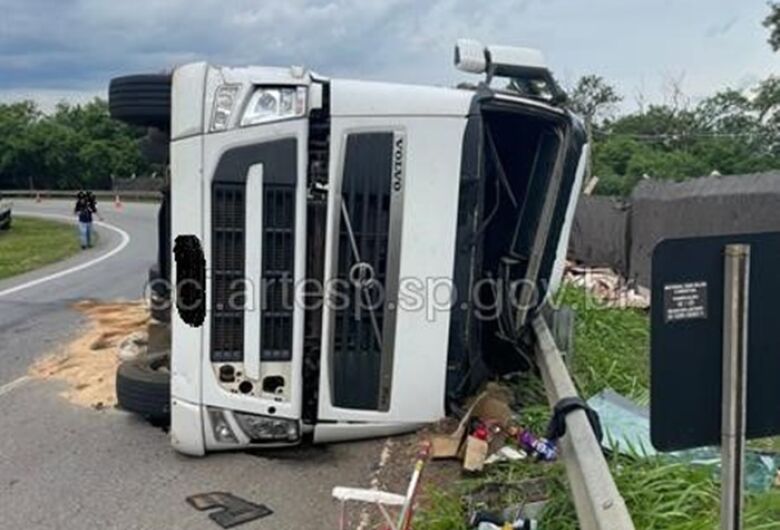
[{"xmin": 30, "ymin": 300, "xmax": 149, "ymax": 409}]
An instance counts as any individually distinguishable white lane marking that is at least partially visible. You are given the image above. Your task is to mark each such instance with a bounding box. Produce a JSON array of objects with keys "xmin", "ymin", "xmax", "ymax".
[
  {"xmin": 356, "ymin": 437, "xmax": 395, "ymax": 530},
  {"xmin": 0, "ymin": 212, "xmax": 131, "ymax": 299},
  {"xmin": 0, "ymin": 376, "xmax": 30, "ymax": 398}
]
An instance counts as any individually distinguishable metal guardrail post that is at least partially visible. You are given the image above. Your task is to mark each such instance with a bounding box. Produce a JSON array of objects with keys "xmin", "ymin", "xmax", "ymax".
[
  {"xmin": 533, "ymin": 316, "xmax": 636, "ymax": 530},
  {"xmin": 721, "ymin": 244, "xmax": 750, "ymax": 530}
]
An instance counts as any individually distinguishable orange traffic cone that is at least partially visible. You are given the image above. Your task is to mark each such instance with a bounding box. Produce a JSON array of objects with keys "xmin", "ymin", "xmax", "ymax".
[{"xmin": 114, "ymin": 194, "xmax": 122, "ymax": 210}]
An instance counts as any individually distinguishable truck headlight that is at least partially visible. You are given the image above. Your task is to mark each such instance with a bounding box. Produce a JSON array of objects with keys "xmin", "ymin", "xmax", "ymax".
[
  {"xmin": 241, "ymin": 86, "xmax": 307, "ymax": 126},
  {"xmin": 208, "ymin": 408, "xmax": 239, "ymax": 443},
  {"xmin": 210, "ymin": 84, "xmax": 241, "ymax": 132},
  {"xmin": 234, "ymin": 411, "xmax": 300, "ymax": 442}
]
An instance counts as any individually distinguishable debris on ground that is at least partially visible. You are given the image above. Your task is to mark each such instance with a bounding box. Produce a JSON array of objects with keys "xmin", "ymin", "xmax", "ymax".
[
  {"xmin": 30, "ymin": 300, "xmax": 149, "ymax": 409},
  {"xmin": 565, "ymin": 262, "xmax": 649, "ymax": 309},
  {"xmin": 587, "ymin": 389, "xmax": 654, "ymax": 456},
  {"xmin": 333, "ymin": 443, "xmax": 430, "ymax": 530},
  {"xmin": 430, "ymin": 382, "xmax": 555, "ymax": 472},
  {"xmin": 117, "ymin": 330, "xmax": 148, "ymax": 361},
  {"xmin": 463, "ymin": 479, "xmax": 549, "ymax": 530},
  {"xmin": 469, "ymin": 509, "xmax": 537, "ymax": 529},
  {"xmin": 589, "ymin": 388, "xmax": 780, "ymax": 492},
  {"xmin": 511, "ymin": 427, "xmax": 557, "ymax": 462},
  {"xmin": 484, "ymin": 446, "xmax": 527, "ymax": 465},
  {"xmin": 345, "ymin": 380, "xmax": 558, "ymax": 529},
  {"xmin": 186, "ymin": 492, "xmax": 272, "ymax": 528},
  {"xmin": 463, "ymin": 435, "xmax": 490, "ymax": 472}
]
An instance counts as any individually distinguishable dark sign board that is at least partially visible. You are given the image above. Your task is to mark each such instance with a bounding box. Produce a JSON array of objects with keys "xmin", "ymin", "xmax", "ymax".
[{"xmin": 650, "ymin": 232, "xmax": 780, "ymax": 451}]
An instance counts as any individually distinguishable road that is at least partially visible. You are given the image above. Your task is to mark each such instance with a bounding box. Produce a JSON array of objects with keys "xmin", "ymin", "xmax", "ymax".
[{"xmin": 0, "ymin": 200, "xmax": 383, "ymax": 530}]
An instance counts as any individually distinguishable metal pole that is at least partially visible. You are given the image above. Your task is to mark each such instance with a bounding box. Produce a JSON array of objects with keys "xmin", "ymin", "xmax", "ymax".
[{"xmin": 721, "ymin": 244, "xmax": 750, "ymax": 530}]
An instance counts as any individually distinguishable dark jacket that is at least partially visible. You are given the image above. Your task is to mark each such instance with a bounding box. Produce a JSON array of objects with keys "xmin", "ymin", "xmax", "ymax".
[{"xmin": 74, "ymin": 197, "xmax": 97, "ymax": 223}]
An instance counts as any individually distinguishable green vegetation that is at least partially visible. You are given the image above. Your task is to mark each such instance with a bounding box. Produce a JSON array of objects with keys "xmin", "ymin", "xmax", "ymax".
[
  {"xmin": 415, "ymin": 285, "xmax": 780, "ymax": 529},
  {"xmin": 568, "ymin": 75, "xmax": 780, "ymax": 196},
  {"xmin": 553, "ymin": 286, "xmax": 780, "ymax": 528},
  {"xmin": 559, "ymin": 287, "xmax": 650, "ymax": 402},
  {"xmin": 543, "ymin": 453, "xmax": 780, "ymax": 530},
  {"xmin": 0, "ymin": 217, "xmax": 81, "ymax": 279},
  {"xmin": 766, "ymin": 2, "xmax": 780, "ymax": 52},
  {"xmin": 0, "ymin": 99, "xmax": 152, "ymax": 191}
]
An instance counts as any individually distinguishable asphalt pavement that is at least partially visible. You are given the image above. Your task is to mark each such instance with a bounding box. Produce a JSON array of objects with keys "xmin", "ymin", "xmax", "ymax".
[{"xmin": 0, "ymin": 199, "xmax": 382, "ymax": 530}]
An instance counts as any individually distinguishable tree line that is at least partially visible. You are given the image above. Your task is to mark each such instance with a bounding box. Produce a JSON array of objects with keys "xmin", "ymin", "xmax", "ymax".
[
  {"xmin": 0, "ymin": 79, "xmax": 776, "ymax": 196},
  {"xmin": 0, "ymin": 99, "xmax": 152, "ymax": 191},
  {"xmin": 568, "ymin": 74, "xmax": 780, "ymax": 195}
]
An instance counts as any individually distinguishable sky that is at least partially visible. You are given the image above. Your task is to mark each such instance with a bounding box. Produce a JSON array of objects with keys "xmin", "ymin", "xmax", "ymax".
[{"xmin": 0, "ymin": 0, "xmax": 777, "ymax": 113}]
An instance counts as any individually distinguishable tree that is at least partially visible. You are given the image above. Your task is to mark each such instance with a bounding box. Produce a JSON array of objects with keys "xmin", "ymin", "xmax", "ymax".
[
  {"xmin": 753, "ymin": 76, "xmax": 780, "ymax": 127},
  {"xmin": 568, "ymin": 75, "xmax": 623, "ymax": 123},
  {"xmin": 765, "ymin": 2, "xmax": 780, "ymax": 51},
  {"xmin": 567, "ymin": 75, "xmax": 622, "ymax": 178},
  {"xmin": 696, "ymin": 89, "xmax": 754, "ymax": 133},
  {"xmin": 0, "ymin": 102, "xmax": 39, "ymax": 189},
  {"xmin": 588, "ymin": 74, "xmax": 780, "ymax": 195},
  {"xmin": 0, "ymin": 98, "xmax": 151, "ymax": 191}
]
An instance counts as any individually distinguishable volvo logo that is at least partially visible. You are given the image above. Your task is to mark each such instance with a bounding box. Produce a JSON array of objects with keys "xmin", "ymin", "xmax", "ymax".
[
  {"xmin": 349, "ymin": 262, "xmax": 377, "ymax": 290},
  {"xmin": 392, "ymin": 133, "xmax": 405, "ymax": 193}
]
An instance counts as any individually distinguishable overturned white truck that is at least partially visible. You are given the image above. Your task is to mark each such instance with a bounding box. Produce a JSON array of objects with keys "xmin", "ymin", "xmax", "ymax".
[{"xmin": 109, "ymin": 40, "xmax": 587, "ymax": 456}]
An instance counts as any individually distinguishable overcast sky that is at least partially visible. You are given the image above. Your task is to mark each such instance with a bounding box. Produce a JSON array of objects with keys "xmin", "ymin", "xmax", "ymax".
[{"xmin": 0, "ymin": 0, "xmax": 777, "ymax": 112}]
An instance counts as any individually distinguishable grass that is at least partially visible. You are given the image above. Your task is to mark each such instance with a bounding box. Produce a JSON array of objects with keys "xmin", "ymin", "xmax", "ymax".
[
  {"xmin": 415, "ymin": 284, "xmax": 780, "ymax": 529},
  {"xmin": 557, "ymin": 285, "xmax": 650, "ymax": 402},
  {"xmin": 547, "ymin": 285, "xmax": 780, "ymax": 528},
  {"xmin": 0, "ymin": 216, "xmax": 82, "ymax": 280},
  {"xmin": 543, "ymin": 452, "xmax": 780, "ymax": 529}
]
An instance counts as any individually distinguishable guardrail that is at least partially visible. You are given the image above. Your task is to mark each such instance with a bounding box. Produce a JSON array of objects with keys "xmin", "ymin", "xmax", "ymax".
[
  {"xmin": 533, "ymin": 315, "xmax": 636, "ymax": 530},
  {"xmin": 0, "ymin": 190, "xmax": 161, "ymax": 202}
]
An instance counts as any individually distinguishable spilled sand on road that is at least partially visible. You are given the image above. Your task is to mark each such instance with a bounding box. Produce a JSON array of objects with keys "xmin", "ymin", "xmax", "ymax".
[{"xmin": 30, "ymin": 300, "xmax": 149, "ymax": 409}]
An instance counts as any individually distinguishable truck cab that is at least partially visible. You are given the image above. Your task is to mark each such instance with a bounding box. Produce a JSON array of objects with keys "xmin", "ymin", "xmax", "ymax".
[{"xmin": 110, "ymin": 41, "xmax": 587, "ymax": 456}]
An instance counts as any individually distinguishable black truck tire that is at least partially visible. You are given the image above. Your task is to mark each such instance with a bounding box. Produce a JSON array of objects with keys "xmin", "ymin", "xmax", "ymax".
[
  {"xmin": 116, "ymin": 352, "xmax": 171, "ymax": 422},
  {"xmin": 109, "ymin": 74, "xmax": 172, "ymax": 129}
]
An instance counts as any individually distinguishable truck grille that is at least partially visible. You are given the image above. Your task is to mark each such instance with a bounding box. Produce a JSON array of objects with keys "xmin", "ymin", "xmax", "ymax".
[
  {"xmin": 211, "ymin": 140, "xmax": 298, "ymax": 365},
  {"xmin": 211, "ymin": 183, "xmax": 245, "ymax": 362},
  {"xmin": 261, "ymin": 185, "xmax": 295, "ymax": 361},
  {"xmin": 331, "ymin": 133, "xmax": 394, "ymax": 410}
]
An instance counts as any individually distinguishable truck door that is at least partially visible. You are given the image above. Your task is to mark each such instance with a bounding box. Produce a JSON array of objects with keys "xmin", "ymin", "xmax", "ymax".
[{"xmin": 315, "ymin": 103, "xmax": 469, "ymax": 432}]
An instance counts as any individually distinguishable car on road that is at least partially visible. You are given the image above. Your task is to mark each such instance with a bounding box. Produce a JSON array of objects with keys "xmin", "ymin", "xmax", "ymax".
[{"xmin": 109, "ymin": 39, "xmax": 588, "ymax": 456}]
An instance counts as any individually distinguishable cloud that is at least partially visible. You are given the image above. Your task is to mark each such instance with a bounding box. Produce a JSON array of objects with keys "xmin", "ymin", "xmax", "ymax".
[
  {"xmin": 0, "ymin": 0, "xmax": 775, "ymax": 109},
  {"xmin": 705, "ymin": 16, "xmax": 738, "ymax": 38},
  {"xmin": 0, "ymin": 0, "xmax": 537, "ymax": 90}
]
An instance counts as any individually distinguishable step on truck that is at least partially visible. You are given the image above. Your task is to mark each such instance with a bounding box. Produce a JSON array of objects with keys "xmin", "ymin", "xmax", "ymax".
[{"xmin": 109, "ymin": 39, "xmax": 588, "ymax": 456}]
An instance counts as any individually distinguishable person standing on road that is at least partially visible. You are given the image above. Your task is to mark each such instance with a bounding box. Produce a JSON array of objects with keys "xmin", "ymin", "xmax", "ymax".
[{"xmin": 74, "ymin": 191, "xmax": 100, "ymax": 249}]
